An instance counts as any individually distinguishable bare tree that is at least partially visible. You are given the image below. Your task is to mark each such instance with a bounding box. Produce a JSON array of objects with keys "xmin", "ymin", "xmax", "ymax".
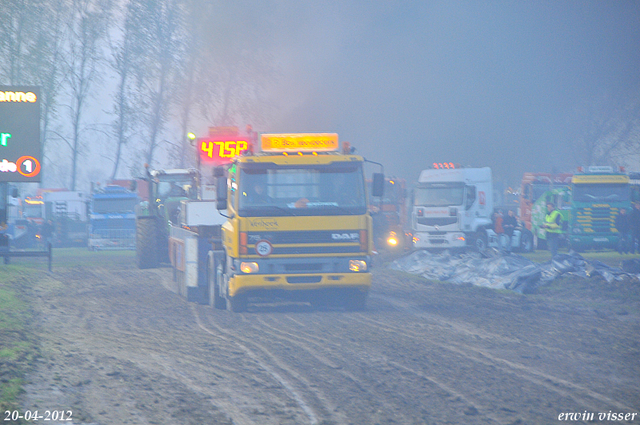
[
  {"xmin": 61, "ymin": 0, "xmax": 112, "ymax": 190},
  {"xmin": 0, "ymin": 0, "xmax": 39, "ymax": 84},
  {"xmin": 24, "ymin": 0, "xmax": 70, "ymax": 185},
  {"xmin": 131, "ymin": 0, "xmax": 185, "ymax": 169},
  {"xmin": 569, "ymin": 90, "xmax": 640, "ymax": 168},
  {"xmin": 197, "ymin": 49, "xmax": 278, "ymax": 131},
  {"xmin": 0, "ymin": 0, "xmax": 71, "ymax": 186},
  {"xmin": 107, "ymin": 0, "xmax": 147, "ymax": 180}
]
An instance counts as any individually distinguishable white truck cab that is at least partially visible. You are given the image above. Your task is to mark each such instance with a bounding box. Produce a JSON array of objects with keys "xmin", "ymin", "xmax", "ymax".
[{"xmin": 411, "ymin": 166, "xmax": 493, "ymax": 250}]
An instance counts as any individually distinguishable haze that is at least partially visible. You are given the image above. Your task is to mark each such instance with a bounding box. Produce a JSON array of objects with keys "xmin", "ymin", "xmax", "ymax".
[
  {"xmin": 3, "ymin": 0, "xmax": 640, "ymax": 189},
  {"xmin": 262, "ymin": 1, "xmax": 640, "ymax": 184}
]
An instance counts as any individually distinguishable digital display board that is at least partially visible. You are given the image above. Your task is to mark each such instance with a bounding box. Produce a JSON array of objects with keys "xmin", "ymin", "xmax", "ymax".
[
  {"xmin": 261, "ymin": 133, "xmax": 338, "ymax": 152},
  {"xmin": 198, "ymin": 127, "xmax": 251, "ymax": 165},
  {"xmin": 0, "ymin": 86, "xmax": 41, "ymax": 182},
  {"xmin": 200, "ymin": 139, "xmax": 249, "ymax": 163}
]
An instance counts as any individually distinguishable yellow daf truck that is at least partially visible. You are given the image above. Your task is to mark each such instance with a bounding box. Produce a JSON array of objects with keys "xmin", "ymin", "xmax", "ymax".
[{"xmin": 208, "ymin": 133, "xmax": 383, "ymax": 312}]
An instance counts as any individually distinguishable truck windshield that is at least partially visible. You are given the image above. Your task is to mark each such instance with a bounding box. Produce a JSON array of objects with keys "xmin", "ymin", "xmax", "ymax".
[
  {"xmin": 23, "ymin": 204, "xmax": 44, "ymax": 218},
  {"xmin": 572, "ymin": 183, "xmax": 629, "ymax": 202},
  {"xmin": 238, "ymin": 162, "xmax": 366, "ymax": 216},
  {"xmin": 531, "ymin": 184, "xmax": 568, "ymax": 201},
  {"xmin": 414, "ymin": 183, "xmax": 464, "ymax": 207},
  {"xmin": 156, "ymin": 176, "xmax": 198, "ymax": 200},
  {"xmin": 92, "ymin": 198, "xmax": 138, "ymax": 214}
]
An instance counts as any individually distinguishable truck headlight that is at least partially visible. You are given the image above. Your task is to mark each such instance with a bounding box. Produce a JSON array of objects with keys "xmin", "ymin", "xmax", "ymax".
[
  {"xmin": 240, "ymin": 262, "xmax": 259, "ymax": 273},
  {"xmin": 386, "ymin": 232, "xmax": 398, "ymax": 246},
  {"xmin": 349, "ymin": 260, "xmax": 367, "ymax": 272}
]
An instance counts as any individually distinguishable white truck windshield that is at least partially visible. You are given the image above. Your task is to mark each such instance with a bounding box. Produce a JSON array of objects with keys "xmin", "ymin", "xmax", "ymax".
[{"xmin": 414, "ymin": 183, "xmax": 464, "ymax": 207}]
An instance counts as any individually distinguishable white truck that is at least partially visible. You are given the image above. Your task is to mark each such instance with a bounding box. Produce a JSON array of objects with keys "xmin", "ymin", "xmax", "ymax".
[
  {"xmin": 411, "ymin": 166, "xmax": 534, "ymax": 252},
  {"xmin": 411, "ymin": 167, "xmax": 495, "ymax": 251}
]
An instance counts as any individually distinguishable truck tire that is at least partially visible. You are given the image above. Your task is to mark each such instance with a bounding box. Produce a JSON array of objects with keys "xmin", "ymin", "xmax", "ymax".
[
  {"xmin": 227, "ymin": 294, "xmax": 248, "ymax": 312},
  {"xmin": 474, "ymin": 230, "xmax": 488, "ymax": 252},
  {"xmin": 136, "ymin": 217, "xmax": 159, "ymax": 269},
  {"xmin": 208, "ymin": 253, "xmax": 226, "ymax": 310}
]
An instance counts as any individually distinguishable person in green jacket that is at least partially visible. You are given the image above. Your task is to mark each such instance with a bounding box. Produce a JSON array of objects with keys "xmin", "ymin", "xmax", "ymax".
[{"xmin": 541, "ymin": 201, "xmax": 562, "ymax": 258}]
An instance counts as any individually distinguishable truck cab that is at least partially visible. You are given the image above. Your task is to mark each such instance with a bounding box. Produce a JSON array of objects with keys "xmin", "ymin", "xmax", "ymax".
[
  {"xmin": 568, "ymin": 166, "xmax": 630, "ymax": 251},
  {"xmin": 88, "ymin": 185, "xmax": 139, "ymax": 250},
  {"xmin": 212, "ymin": 133, "xmax": 381, "ymax": 312},
  {"xmin": 411, "ymin": 166, "xmax": 493, "ymax": 250}
]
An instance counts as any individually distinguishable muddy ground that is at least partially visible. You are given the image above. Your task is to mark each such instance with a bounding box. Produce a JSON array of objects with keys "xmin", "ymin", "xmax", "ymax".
[{"xmin": 15, "ymin": 253, "xmax": 640, "ymax": 425}]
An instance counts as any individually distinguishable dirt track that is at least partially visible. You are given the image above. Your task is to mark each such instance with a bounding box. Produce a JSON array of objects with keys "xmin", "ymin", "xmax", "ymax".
[{"xmin": 19, "ymin": 254, "xmax": 640, "ymax": 425}]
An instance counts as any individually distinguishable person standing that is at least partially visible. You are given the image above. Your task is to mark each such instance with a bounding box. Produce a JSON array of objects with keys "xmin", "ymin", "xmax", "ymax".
[
  {"xmin": 493, "ymin": 210, "xmax": 504, "ymax": 250},
  {"xmin": 615, "ymin": 208, "xmax": 631, "ymax": 254},
  {"xmin": 630, "ymin": 202, "xmax": 640, "ymax": 254},
  {"xmin": 502, "ymin": 209, "xmax": 518, "ymax": 253},
  {"xmin": 541, "ymin": 202, "xmax": 562, "ymax": 258}
]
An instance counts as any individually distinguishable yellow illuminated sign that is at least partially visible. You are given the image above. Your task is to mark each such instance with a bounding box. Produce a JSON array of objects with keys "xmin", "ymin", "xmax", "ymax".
[
  {"xmin": 572, "ymin": 175, "xmax": 629, "ymax": 184},
  {"xmin": 261, "ymin": 133, "xmax": 338, "ymax": 152}
]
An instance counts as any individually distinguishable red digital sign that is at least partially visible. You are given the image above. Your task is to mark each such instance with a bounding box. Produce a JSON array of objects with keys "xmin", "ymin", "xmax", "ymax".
[
  {"xmin": 198, "ymin": 126, "xmax": 254, "ymax": 164},
  {"xmin": 200, "ymin": 139, "xmax": 250, "ymax": 164}
]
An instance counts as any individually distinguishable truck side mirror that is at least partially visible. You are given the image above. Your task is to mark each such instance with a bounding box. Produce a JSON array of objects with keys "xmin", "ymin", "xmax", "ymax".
[
  {"xmin": 216, "ymin": 176, "xmax": 228, "ymax": 210},
  {"xmin": 372, "ymin": 173, "xmax": 384, "ymax": 197}
]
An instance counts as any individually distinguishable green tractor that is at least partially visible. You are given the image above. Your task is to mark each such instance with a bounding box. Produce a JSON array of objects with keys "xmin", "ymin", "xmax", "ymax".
[{"xmin": 136, "ymin": 167, "xmax": 199, "ymax": 269}]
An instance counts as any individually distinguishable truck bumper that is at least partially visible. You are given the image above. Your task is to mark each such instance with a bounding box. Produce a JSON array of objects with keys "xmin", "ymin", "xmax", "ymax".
[
  {"xmin": 412, "ymin": 231, "xmax": 466, "ymax": 249},
  {"xmin": 88, "ymin": 237, "xmax": 135, "ymax": 250},
  {"xmin": 569, "ymin": 234, "xmax": 618, "ymax": 250},
  {"xmin": 228, "ymin": 272, "xmax": 371, "ymax": 298}
]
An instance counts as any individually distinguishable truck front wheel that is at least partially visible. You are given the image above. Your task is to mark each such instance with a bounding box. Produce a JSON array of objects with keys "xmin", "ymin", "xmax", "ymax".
[
  {"xmin": 227, "ymin": 294, "xmax": 248, "ymax": 313},
  {"xmin": 473, "ymin": 230, "xmax": 488, "ymax": 252},
  {"xmin": 208, "ymin": 253, "xmax": 226, "ymax": 310}
]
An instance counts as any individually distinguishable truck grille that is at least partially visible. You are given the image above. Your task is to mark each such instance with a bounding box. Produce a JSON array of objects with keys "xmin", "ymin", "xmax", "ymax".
[
  {"xmin": 417, "ymin": 217, "xmax": 457, "ymax": 226},
  {"xmin": 575, "ymin": 208, "xmax": 616, "ymax": 233},
  {"xmin": 247, "ymin": 230, "xmax": 360, "ymax": 244}
]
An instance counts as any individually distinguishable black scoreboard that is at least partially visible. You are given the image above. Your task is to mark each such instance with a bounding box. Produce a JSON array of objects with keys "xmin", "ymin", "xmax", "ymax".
[{"xmin": 0, "ymin": 86, "xmax": 41, "ymax": 182}]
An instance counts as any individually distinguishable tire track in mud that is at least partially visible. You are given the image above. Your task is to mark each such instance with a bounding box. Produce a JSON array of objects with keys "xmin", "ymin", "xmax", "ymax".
[
  {"xmin": 346, "ymin": 301, "xmax": 635, "ymax": 413},
  {"xmin": 370, "ymin": 291, "xmax": 599, "ymax": 362},
  {"xmin": 247, "ymin": 314, "xmax": 507, "ymax": 424},
  {"xmin": 252, "ymin": 312, "xmax": 505, "ymax": 423},
  {"xmin": 192, "ymin": 305, "xmax": 323, "ymax": 425},
  {"xmin": 37, "ymin": 266, "xmax": 314, "ymax": 425},
  {"xmin": 248, "ymin": 315, "xmax": 413, "ymax": 420}
]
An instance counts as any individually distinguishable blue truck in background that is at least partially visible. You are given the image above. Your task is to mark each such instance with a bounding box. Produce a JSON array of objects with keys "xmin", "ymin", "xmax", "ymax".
[{"xmin": 88, "ymin": 185, "xmax": 138, "ymax": 250}]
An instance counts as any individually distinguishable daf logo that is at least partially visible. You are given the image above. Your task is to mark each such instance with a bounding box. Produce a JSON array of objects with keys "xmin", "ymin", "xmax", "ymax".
[
  {"xmin": 434, "ymin": 225, "xmax": 439, "ymax": 231},
  {"xmin": 331, "ymin": 232, "xmax": 359, "ymax": 241}
]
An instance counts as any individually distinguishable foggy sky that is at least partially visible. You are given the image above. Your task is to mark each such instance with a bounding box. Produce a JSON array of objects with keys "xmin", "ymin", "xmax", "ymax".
[{"xmin": 238, "ymin": 0, "xmax": 640, "ymax": 185}]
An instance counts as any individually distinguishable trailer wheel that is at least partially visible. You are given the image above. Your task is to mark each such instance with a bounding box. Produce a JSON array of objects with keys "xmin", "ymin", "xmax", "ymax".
[
  {"xmin": 136, "ymin": 217, "xmax": 159, "ymax": 269},
  {"xmin": 208, "ymin": 253, "xmax": 226, "ymax": 310},
  {"xmin": 227, "ymin": 294, "xmax": 247, "ymax": 313},
  {"xmin": 474, "ymin": 230, "xmax": 488, "ymax": 252}
]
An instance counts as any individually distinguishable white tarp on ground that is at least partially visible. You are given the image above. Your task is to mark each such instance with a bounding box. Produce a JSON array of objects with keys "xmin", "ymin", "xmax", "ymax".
[{"xmin": 389, "ymin": 249, "xmax": 640, "ymax": 294}]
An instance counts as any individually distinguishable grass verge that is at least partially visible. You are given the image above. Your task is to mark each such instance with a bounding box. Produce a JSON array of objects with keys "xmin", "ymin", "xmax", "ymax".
[
  {"xmin": 0, "ymin": 265, "xmax": 38, "ymax": 423},
  {"xmin": 0, "ymin": 249, "xmax": 136, "ymax": 423}
]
